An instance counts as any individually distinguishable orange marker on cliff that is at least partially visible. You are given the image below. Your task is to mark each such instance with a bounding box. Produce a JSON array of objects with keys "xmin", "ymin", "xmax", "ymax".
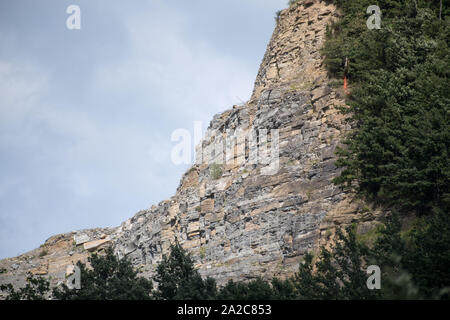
[{"xmin": 344, "ymin": 57, "xmax": 349, "ymax": 94}]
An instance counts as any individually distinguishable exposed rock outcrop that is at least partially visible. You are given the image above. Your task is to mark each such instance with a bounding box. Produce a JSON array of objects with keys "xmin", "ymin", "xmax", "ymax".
[{"xmin": 0, "ymin": 0, "xmax": 383, "ymax": 292}]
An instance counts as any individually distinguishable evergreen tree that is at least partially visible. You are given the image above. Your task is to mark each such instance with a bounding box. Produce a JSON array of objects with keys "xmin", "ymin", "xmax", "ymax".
[
  {"xmin": 403, "ymin": 208, "xmax": 450, "ymax": 298},
  {"xmin": 0, "ymin": 273, "xmax": 50, "ymax": 300},
  {"xmin": 294, "ymin": 226, "xmax": 381, "ymax": 299},
  {"xmin": 326, "ymin": 0, "xmax": 450, "ymax": 214},
  {"xmin": 217, "ymin": 278, "xmax": 275, "ymax": 300},
  {"xmin": 152, "ymin": 241, "xmax": 217, "ymax": 300},
  {"xmin": 53, "ymin": 247, "xmax": 153, "ymax": 300},
  {"xmin": 368, "ymin": 214, "xmax": 421, "ymax": 299},
  {"xmin": 322, "ymin": 0, "xmax": 450, "ymax": 300},
  {"xmin": 270, "ymin": 277, "xmax": 297, "ymax": 300}
]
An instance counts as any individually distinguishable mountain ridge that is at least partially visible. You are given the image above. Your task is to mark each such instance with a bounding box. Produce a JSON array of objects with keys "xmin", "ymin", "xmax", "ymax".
[{"xmin": 0, "ymin": 0, "xmax": 384, "ymax": 291}]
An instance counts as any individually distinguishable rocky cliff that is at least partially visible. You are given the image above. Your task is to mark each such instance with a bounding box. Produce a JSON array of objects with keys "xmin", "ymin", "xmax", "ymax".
[{"xmin": 0, "ymin": 0, "xmax": 383, "ymax": 291}]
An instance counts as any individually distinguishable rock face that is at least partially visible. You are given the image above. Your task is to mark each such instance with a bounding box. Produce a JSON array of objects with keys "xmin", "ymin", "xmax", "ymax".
[
  {"xmin": 0, "ymin": 228, "xmax": 115, "ymax": 294},
  {"xmin": 0, "ymin": 0, "xmax": 382, "ymax": 292}
]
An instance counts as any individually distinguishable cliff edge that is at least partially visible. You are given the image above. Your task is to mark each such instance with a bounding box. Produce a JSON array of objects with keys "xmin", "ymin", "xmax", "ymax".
[{"xmin": 0, "ymin": 0, "xmax": 383, "ymax": 291}]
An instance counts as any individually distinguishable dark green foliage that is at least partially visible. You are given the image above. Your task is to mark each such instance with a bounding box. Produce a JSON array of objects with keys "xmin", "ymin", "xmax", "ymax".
[
  {"xmin": 217, "ymin": 278, "xmax": 276, "ymax": 300},
  {"xmin": 323, "ymin": 0, "xmax": 450, "ymax": 298},
  {"xmin": 1, "ymin": 248, "xmax": 153, "ymax": 300},
  {"xmin": 325, "ymin": 0, "xmax": 450, "ymax": 213},
  {"xmin": 291, "ymin": 212, "xmax": 450, "ymax": 299},
  {"xmin": 154, "ymin": 242, "xmax": 298, "ymax": 300},
  {"xmin": 362, "ymin": 210, "xmax": 450, "ymax": 299},
  {"xmin": 53, "ymin": 247, "xmax": 153, "ymax": 300},
  {"xmin": 270, "ymin": 277, "xmax": 297, "ymax": 300},
  {"xmin": 370, "ymin": 214, "xmax": 406, "ymax": 266},
  {"xmin": 153, "ymin": 241, "xmax": 217, "ymax": 300},
  {"xmin": 0, "ymin": 274, "xmax": 50, "ymax": 300},
  {"xmin": 216, "ymin": 277, "xmax": 297, "ymax": 300},
  {"xmin": 402, "ymin": 208, "xmax": 450, "ymax": 298},
  {"xmin": 366, "ymin": 214, "xmax": 421, "ymax": 299},
  {"xmin": 294, "ymin": 225, "xmax": 380, "ymax": 299}
]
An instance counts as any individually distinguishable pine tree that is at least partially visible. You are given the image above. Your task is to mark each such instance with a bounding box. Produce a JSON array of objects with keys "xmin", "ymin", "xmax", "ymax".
[
  {"xmin": 0, "ymin": 274, "xmax": 50, "ymax": 300},
  {"xmin": 326, "ymin": 0, "xmax": 450, "ymax": 214},
  {"xmin": 53, "ymin": 247, "xmax": 153, "ymax": 300},
  {"xmin": 294, "ymin": 226, "xmax": 380, "ymax": 299},
  {"xmin": 152, "ymin": 241, "xmax": 217, "ymax": 300}
]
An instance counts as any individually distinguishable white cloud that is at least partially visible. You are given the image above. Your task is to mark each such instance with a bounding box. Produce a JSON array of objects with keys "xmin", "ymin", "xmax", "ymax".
[
  {"xmin": 0, "ymin": 60, "xmax": 49, "ymax": 126},
  {"xmin": 92, "ymin": 5, "xmax": 255, "ymax": 121}
]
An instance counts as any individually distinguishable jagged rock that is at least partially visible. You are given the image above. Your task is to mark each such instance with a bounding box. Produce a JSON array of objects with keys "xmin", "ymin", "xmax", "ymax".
[
  {"xmin": 0, "ymin": 0, "xmax": 385, "ymax": 291},
  {"xmin": 83, "ymin": 239, "xmax": 111, "ymax": 252},
  {"xmin": 73, "ymin": 234, "xmax": 90, "ymax": 246},
  {"xmin": 31, "ymin": 268, "xmax": 48, "ymax": 276}
]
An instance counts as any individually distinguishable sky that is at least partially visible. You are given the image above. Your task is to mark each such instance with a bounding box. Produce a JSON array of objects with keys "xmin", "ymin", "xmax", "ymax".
[{"xmin": 0, "ymin": 0, "xmax": 287, "ymax": 259}]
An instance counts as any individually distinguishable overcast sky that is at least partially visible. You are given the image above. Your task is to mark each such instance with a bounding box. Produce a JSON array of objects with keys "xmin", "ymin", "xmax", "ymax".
[{"xmin": 0, "ymin": 0, "xmax": 287, "ymax": 259}]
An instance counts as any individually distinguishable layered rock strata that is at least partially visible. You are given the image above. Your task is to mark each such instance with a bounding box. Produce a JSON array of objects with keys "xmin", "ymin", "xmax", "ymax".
[{"xmin": 0, "ymin": 0, "xmax": 382, "ymax": 292}]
